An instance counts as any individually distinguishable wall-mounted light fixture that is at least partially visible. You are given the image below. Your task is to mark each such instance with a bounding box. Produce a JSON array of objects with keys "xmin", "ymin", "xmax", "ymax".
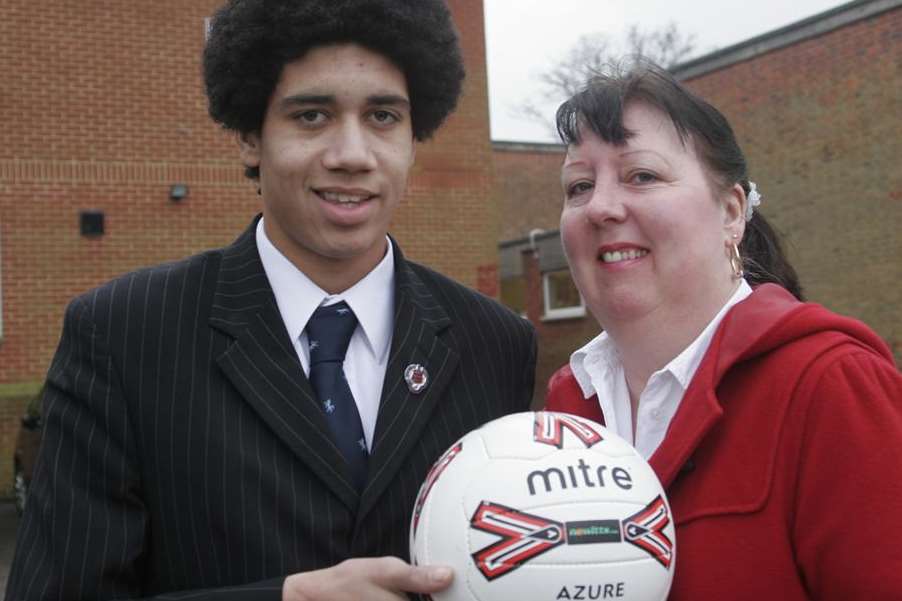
[{"xmin": 169, "ymin": 183, "xmax": 189, "ymax": 202}]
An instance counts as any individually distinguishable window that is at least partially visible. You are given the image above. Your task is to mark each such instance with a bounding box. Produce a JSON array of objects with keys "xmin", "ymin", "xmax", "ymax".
[{"xmin": 542, "ymin": 269, "xmax": 585, "ymax": 320}]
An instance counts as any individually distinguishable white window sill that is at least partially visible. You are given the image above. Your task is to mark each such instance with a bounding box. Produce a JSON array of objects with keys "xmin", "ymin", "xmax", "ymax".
[{"xmin": 541, "ymin": 306, "xmax": 587, "ymax": 322}]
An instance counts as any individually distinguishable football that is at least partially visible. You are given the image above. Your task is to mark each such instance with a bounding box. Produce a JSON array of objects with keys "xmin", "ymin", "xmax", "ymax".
[{"xmin": 410, "ymin": 411, "xmax": 675, "ymax": 601}]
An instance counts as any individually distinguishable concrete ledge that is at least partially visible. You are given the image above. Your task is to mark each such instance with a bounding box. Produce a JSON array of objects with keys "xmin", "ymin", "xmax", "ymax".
[
  {"xmin": 0, "ymin": 383, "xmax": 42, "ymax": 402},
  {"xmin": 492, "ymin": 141, "xmax": 565, "ymax": 154}
]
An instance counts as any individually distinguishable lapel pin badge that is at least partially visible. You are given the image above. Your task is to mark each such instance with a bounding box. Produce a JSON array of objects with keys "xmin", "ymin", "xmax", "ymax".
[{"xmin": 404, "ymin": 363, "xmax": 429, "ymax": 394}]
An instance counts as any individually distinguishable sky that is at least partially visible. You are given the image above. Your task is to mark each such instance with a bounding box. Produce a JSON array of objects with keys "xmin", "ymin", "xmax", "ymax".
[{"xmin": 484, "ymin": 0, "xmax": 850, "ymax": 142}]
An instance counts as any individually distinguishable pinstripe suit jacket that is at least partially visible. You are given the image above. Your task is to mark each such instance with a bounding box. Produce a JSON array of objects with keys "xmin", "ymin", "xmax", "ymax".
[{"xmin": 6, "ymin": 219, "xmax": 537, "ymax": 600}]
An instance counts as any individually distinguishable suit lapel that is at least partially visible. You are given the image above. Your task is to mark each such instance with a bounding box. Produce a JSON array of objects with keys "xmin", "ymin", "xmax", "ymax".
[
  {"xmin": 208, "ymin": 218, "xmax": 361, "ymax": 511},
  {"xmin": 357, "ymin": 246, "xmax": 460, "ymax": 522}
]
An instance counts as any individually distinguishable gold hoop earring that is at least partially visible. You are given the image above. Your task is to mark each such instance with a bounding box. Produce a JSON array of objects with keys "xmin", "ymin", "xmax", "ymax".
[{"xmin": 729, "ymin": 241, "xmax": 744, "ymax": 279}]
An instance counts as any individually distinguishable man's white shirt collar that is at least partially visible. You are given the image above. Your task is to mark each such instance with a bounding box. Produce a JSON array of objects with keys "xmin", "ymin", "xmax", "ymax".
[{"xmin": 255, "ymin": 218, "xmax": 394, "ymax": 363}]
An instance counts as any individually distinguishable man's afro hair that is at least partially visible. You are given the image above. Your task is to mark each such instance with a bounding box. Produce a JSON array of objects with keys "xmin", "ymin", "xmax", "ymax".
[{"xmin": 203, "ymin": 0, "xmax": 466, "ymax": 141}]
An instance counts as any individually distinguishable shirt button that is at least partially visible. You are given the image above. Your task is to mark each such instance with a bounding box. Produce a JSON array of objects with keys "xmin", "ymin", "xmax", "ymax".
[{"xmin": 650, "ymin": 408, "xmax": 663, "ymax": 420}]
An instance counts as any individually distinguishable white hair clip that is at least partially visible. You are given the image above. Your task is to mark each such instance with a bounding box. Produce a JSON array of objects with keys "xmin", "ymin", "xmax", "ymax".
[{"xmin": 746, "ymin": 181, "xmax": 762, "ymax": 221}]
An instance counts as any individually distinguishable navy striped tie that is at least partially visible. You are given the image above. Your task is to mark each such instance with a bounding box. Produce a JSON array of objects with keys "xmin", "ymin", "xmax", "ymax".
[{"xmin": 306, "ymin": 301, "xmax": 368, "ymax": 491}]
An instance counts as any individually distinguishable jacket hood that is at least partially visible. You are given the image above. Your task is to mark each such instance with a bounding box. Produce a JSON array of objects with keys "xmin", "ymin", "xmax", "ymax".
[{"xmin": 708, "ymin": 284, "xmax": 894, "ymax": 383}]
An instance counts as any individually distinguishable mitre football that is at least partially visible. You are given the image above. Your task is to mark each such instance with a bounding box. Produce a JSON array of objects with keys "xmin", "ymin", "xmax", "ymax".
[{"xmin": 410, "ymin": 411, "xmax": 675, "ymax": 601}]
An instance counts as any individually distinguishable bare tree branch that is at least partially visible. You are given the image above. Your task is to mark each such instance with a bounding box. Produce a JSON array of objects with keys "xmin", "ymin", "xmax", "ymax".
[
  {"xmin": 625, "ymin": 22, "xmax": 696, "ymax": 67},
  {"xmin": 512, "ymin": 22, "xmax": 696, "ymax": 138}
]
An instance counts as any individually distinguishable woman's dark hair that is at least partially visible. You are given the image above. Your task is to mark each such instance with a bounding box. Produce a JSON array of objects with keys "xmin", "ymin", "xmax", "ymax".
[
  {"xmin": 556, "ymin": 59, "xmax": 803, "ymax": 300},
  {"xmin": 203, "ymin": 0, "xmax": 465, "ymax": 179}
]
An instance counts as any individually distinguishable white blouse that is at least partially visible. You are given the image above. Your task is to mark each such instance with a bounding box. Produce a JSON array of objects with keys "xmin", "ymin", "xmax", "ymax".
[{"xmin": 568, "ymin": 280, "xmax": 753, "ymax": 459}]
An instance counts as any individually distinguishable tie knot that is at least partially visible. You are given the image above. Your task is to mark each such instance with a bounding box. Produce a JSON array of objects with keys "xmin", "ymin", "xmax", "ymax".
[{"xmin": 306, "ymin": 301, "xmax": 358, "ymax": 365}]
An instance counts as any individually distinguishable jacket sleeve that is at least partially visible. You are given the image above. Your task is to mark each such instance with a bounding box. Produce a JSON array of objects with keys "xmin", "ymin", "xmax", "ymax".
[
  {"xmin": 3, "ymin": 296, "xmax": 283, "ymax": 601},
  {"xmin": 792, "ymin": 347, "xmax": 902, "ymax": 600}
]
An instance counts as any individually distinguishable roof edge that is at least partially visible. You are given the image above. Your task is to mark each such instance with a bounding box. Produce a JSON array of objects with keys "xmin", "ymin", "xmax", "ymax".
[
  {"xmin": 500, "ymin": 228, "xmax": 561, "ymax": 249},
  {"xmin": 492, "ymin": 140, "xmax": 565, "ymax": 153},
  {"xmin": 672, "ymin": 0, "xmax": 901, "ymax": 80}
]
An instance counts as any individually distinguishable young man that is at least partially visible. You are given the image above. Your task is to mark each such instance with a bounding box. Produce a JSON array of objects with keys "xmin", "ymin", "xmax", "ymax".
[{"xmin": 4, "ymin": 2, "xmax": 537, "ymax": 600}]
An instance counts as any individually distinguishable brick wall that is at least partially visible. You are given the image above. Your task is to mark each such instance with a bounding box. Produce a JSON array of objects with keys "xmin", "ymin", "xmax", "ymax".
[
  {"xmin": 493, "ymin": 142, "xmax": 566, "ymax": 240},
  {"xmin": 681, "ymin": 6, "xmax": 901, "ymax": 361},
  {"xmin": 396, "ymin": 0, "xmax": 497, "ymax": 287},
  {"xmin": 0, "ymin": 0, "xmax": 494, "ymax": 493}
]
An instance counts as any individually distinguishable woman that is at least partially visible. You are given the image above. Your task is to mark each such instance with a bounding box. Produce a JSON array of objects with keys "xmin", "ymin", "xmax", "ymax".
[{"xmin": 545, "ymin": 62, "xmax": 902, "ymax": 600}]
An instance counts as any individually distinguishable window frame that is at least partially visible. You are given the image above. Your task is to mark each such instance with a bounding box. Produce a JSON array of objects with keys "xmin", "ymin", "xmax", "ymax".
[{"xmin": 541, "ymin": 269, "xmax": 586, "ymax": 321}]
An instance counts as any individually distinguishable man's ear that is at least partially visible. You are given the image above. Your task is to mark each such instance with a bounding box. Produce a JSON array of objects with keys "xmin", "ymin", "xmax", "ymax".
[
  {"xmin": 407, "ymin": 137, "xmax": 417, "ymax": 168},
  {"xmin": 237, "ymin": 131, "xmax": 261, "ymax": 169}
]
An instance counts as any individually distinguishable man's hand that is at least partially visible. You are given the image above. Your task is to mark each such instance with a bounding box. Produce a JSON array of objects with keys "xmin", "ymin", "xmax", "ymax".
[{"xmin": 283, "ymin": 556, "xmax": 453, "ymax": 601}]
